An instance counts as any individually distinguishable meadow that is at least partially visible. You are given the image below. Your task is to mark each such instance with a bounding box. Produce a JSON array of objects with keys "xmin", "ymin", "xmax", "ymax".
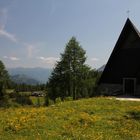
[{"xmin": 0, "ymin": 97, "xmax": 140, "ymax": 140}]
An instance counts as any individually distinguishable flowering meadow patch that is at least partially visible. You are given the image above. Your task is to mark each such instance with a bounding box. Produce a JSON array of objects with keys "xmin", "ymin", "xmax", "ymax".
[{"xmin": 0, "ymin": 97, "xmax": 140, "ymax": 139}]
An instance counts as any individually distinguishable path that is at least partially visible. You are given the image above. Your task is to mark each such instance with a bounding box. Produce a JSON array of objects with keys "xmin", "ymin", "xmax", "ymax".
[{"xmin": 115, "ymin": 95, "xmax": 140, "ymax": 101}]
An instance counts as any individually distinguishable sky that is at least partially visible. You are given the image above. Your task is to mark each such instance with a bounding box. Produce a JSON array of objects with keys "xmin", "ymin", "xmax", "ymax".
[{"xmin": 0, "ymin": 0, "xmax": 140, "ymax": 69}]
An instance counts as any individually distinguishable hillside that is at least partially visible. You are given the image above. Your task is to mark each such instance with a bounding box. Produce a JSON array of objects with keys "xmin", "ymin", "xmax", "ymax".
[
  {"xmin": 8, "ymin": 67, "xmax": 52, "ymax": 83},
  {"xmin": 10, "ymin": 74, "xmax": 39, "ymax": 85},
  {"xmin": 0, "ymin": 97, "xmax": 140, "ymax": 139}
]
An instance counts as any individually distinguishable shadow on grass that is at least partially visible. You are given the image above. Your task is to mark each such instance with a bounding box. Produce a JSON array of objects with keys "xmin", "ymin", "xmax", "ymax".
[{"xmin": 127, "ymin": 111, "xmax": 140, "ymax": 120}]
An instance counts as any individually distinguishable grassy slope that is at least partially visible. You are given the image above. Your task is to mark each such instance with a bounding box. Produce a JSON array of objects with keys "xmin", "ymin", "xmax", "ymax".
[{"xmin": 0, "ymin": 97, "xmax": 140, "ymax": 140}]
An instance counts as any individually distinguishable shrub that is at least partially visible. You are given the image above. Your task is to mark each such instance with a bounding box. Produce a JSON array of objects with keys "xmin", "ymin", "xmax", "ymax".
[
  {"xmin": 44, "ymin": 95, "xmax": 54, "ymax": 106},
  {"xmin": 56, "ymin": 97, "xmax": 61, "ymax": 103},
  {"xmin": 0, "ymin": 94, "xmax": 10, "ymax": 107},
  {"xmin": 9, "ymin": 91, "xmax": 18, "ymax": 98},
  {"xmin": 64, "ymin": 96, "xmax": 73, "ymax": 101},
  {"xmin": 36, "ymin": 97, "xmax": 41, "ymax": 107},
  {"xmin": 15, "ymin": 94, "xmax": 33, "ymax": 105},
  {"xmin": 44, "ymin": 95, "xmax": 49, "ymax": 106}
]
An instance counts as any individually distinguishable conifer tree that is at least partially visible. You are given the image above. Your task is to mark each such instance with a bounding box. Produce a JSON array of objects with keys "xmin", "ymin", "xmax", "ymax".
[
  {"xmin": 48, "ymin": 37, "xmax": 90, "ymax": 100},
  {"xmin": 0, "ymin": 60, "xmax": 10, "ymax": 99}
]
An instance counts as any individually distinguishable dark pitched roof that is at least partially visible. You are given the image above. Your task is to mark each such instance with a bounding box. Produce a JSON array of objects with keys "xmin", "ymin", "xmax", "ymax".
[
  {"xmin": 99, "ymin": 18, "xmax": 140, "ymax": 84},
  {"xmin": 128, "ymin": 18, "xmax": 140, "ymax": 37}
]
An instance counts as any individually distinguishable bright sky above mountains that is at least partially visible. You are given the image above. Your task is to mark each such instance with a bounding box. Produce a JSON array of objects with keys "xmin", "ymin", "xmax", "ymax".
[{"xmin": 0, "ymin": 0, "xmax": 140, "ymax": 69}]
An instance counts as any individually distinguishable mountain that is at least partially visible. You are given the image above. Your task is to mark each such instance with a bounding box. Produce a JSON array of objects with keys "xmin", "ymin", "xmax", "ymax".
[
  {"xmin": 8, "ymin": 67, "xmax": 52, "ymax": 83},
  {"xmin": 11, "ymin": 74, "xmax": 39, "ymax": 85},
  {"xmin": 97, "ymin": 65, "xmax": 105, "ymax": 72}
]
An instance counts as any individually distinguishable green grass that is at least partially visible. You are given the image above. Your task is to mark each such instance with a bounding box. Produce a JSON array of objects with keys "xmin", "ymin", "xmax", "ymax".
[
  {"xmin": 30, "ymin": 96, "xmax": 45, "ymax": 106},
  {"xmin": 19, "ymin": 91, "xmax": 32, "ymax": 96},
  {"xmin": 6, "ymin": 89, "xmax": 15, "ymax": 94},
  {"xmin": 0, "ymin": 97, "xmax": 140, "ymax": 140}
]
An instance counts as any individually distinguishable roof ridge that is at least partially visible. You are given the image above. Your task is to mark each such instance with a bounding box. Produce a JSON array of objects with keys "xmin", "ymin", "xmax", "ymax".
[
  {"xmin": 127, "ymin": 18, "xmax": 140, "ymax": 38},
  {"xmin": 98, "ymin": 18, "xmax": 140, "ymax": 84}
]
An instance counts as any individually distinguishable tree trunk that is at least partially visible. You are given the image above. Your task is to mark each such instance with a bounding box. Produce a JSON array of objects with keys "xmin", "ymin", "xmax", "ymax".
[{"xmin": 73, "ymin": 80, "xmax": 76, "ymax": 100}]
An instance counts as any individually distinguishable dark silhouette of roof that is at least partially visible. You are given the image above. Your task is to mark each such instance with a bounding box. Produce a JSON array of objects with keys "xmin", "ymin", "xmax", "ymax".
[{"xmin": 99, "ymin": 18, "xmax": 140, "ymax": 84}]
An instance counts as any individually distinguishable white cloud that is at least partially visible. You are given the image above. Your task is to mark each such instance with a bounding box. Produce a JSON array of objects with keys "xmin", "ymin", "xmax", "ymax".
[
  {"xmin": 91, "ymin": 58, "xmax": 99, "ymax": 61},
  {"xmin": 10, "ymin": 56, "xmax": 20, "ymax": 61},
  {"xmin": 28, "ymin": 45, "xmax": 34, "ymax": 58},
  {"xmin": 0, "ymin": 8, "xmax": 18, "ymax": 43},
  {"xmin": 3, "ymin": 56, "xmax": 20, "ymax": 61},
  {"xmin": 0, "ymin": 29, "xmax": 17, "ymax": 43},
  {"xmin": 23, "ymin": 42, "xmax": 43, "ymax": 58},
  {"xmin": 3, "ymin": 56, "xmax": 8, "ymax": 59},
  {"xmin": 24, "ymin": 43, "xmax": 34, "ymax": 58},
  {"xmin": 37, "ymin": 56, "xmax": 59, "ymax": 65}
]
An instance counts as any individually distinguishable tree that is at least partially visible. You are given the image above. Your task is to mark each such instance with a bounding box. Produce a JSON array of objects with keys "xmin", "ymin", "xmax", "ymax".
[
  {"xmin": 61, "ymin": 37, "xmax": 86, "ymax": 99},
  {"xmin": 47, "ymin": 37, "xmax": 93, "ymax": 101},
  {"xmin": 0, "ymin": 60, "xmax": 10, "ymax": 99}
]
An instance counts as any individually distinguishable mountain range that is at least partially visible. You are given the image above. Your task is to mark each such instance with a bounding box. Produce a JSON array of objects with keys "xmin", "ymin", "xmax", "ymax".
[
  {"xmin": 8, "ymin": 66, "xmax": 105, "ymax": 85},
  {"xmin": 11, "ymin": 74, "xmax": 39, "ymax": 85},
  {"xmin": 8, "ymin": 67, "xmax": 52, "ymax": 84}
]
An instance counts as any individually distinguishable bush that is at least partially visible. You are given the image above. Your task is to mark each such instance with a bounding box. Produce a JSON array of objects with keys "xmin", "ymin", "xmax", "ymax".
[
  {"xmin": 56, "ymin": 97, "xmax": 62, "ymax": 103},
  {"xmin": 15, "ymin": 94, "xmax": 33, "ymax": 105},
  {"xmin": 0, "ymin": 93, "xmax": 22, "ymax": 107},
  {"xmin": 44, "ymin": 95, "xmax": 54, "ymax": 106},
  {"xmin": 44, "ymin": 95, "xmax": 49, "ymax": 106},
  {"xmin": 48, "ymin": 99, "xmax": 54, "ymax": 105},
  {"xmin": 0, "ymin": 94, "xmax": 10, "ymax": 107},
  {"xmin": 64, "ymin": 96, "xmax": 73, "ymax": 101},
  {"xmin": 36, "ymin": 97, "xmax": 41, "ymax": 107},
  {"xmin": 9, "ymin": 91, "xmax": 17, "ymax": 98}
]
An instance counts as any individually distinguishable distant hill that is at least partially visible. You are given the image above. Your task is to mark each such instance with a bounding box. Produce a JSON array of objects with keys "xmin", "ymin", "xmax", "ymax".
[
  {"xmin": 8, "ymin": 67, "xmax": 52, "ymax": 83},
  {"xmin": 11, "ymin": 74, "xmax": 39, "ymax": 85},
  {"xmin": 97, "ymin": 65, "xmax": 105, "ymax": 72}
]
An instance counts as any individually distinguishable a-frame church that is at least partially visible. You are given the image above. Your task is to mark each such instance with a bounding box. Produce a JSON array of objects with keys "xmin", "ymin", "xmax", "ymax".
[{"xmin": 99, "ymin": 18, "xmax": 140, "ymax": 96}]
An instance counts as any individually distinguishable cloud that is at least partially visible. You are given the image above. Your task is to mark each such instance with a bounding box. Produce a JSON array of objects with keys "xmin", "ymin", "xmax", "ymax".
[
  {"xmin": 28, "ymin": 45, "xmax": 34, "ymax": 58},
  {"xmin": 3, "ymin": 56, "xmax": 20, "ymax": 61},
  {"xmin": 0, "ymin": 8, "xmax": 18, "ymax": 43},
  {"xmin": 10, "ymin": 57, "xmax": 20, "ymax": 61},
  {"xmin": 0, "ymin": 29, "xmax": 18, "ymax": 42},
  {"xmin": 91, "ymin": 58, "xmax": 99, "ymax": 61},
  {"xmin": 24, "ymin": 43, "xmax": 34, "ymax": 58},
  {"xmin": 24, "ymin": 42, "xmax": 41, "ymax": 58},
  {"xmin": 37, "ymin": 56, "xmax": 59, "ymax": 65},
  {"xmin": 3, "ymin": 56, "xmax": 8, "ymax": 59}
]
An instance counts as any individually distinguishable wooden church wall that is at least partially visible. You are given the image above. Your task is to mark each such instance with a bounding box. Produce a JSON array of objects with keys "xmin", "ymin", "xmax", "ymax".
[{"xmin": 98, "ymin": 18, "xmax": 140, "ymax": 96}]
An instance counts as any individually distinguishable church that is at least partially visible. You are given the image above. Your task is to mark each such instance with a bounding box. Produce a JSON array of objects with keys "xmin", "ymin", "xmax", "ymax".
[{"xmin": 99, "ymin": 18, "xmax": 140, "ymax": 96}]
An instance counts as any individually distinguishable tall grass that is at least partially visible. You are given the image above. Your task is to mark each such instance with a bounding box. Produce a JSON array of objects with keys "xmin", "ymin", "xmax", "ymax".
[{"xmin": 0, "ymin": 97, "xmax": 140, "ymax": 139}]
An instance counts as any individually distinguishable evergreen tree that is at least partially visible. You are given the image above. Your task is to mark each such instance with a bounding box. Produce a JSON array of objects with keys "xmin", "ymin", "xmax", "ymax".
[
  {"xmin": 0, "ymin": 60, "xmax": 10, "ymax": 99},
  {"xmin": 46, "ymin": 37, "xmax": 100, "ymax": 104},
  {"xmin": 61, "ymin": 37, "xmax": 86, "ymax": 99},
  {"xmin": 48, "ymin": 37, "xmax": 91, "ymax": 100}
]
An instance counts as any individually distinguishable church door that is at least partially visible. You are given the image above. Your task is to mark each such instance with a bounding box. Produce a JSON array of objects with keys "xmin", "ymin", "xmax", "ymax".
[{"xmin": 123, "ymin": 78, "xmax": 136, "ymax": 95}]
